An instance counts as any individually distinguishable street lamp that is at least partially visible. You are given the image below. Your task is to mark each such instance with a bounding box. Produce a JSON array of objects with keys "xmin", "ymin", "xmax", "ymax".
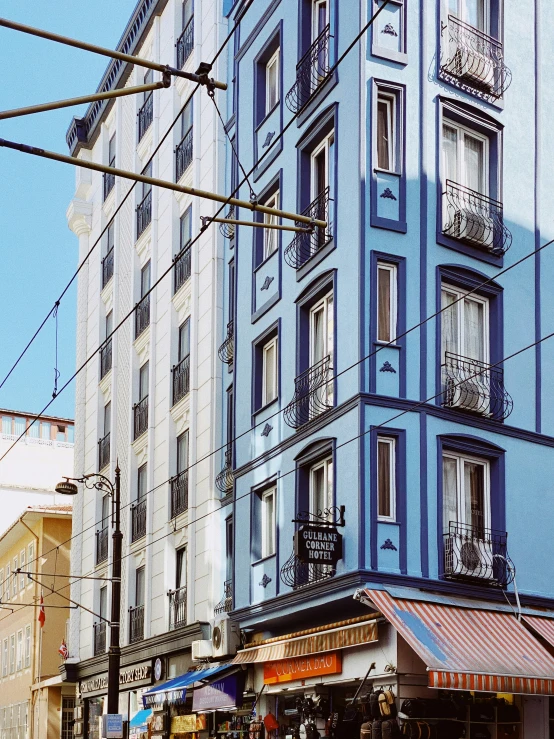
[{"xmin": 56, "ymin": 467, "xmax": 122, "ymax": 715}]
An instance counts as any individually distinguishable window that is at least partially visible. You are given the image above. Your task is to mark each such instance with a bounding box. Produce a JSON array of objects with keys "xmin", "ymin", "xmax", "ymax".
[
  {"xmin": 177, "ymin": 432, "xmax": 189, "ymax": 475},
  {"xmin": 311, "ymin": 131, "xmax": 335, "ymax": 203},
  {"xmin": 106, "ymin": 221, "xmax": 114, "ymax": 255},
  {"xmin": 12, "ymin": 558, "xmax": 17, "ymax": 597},
  {"xmin": 176, "ymin": 548, "xmax": 187, "ymax": 590},
  {"xmin": 2, "ymin": 639, "xmax": 7, "ymax": 676},
  {"xmin": 441, "ymin": 284, "xmax": 489, "ymax": 363},
  {"xmin": 135, "ymin": 567, "xmax": 145, "ymax": 607},
  {"xmin": 104, "ymin": 134, "xmax": 116, "ymax": 200},
  {"xmin": 377, "ymin": 437, "xmax": 396, "ymax": 520},
  {"xmin": 225, "ymin": 516, "xmax": 233, "ymax": 582},
  {"xmin": 108, "ymin": 134, "xmax": 116, "ymax": 169},
  {"xmin": 140, "ymin": 261, "xmax": 151, "ymax": 301},
  {"xmin": 62, "ymin": 697, "xmax": 76, "ymax": 739},
  {"xmin": 139, "ymin": 362, "xmax": 149, "ymax": 402},
  {"xmin": 101, "ymin": 495, "xmax": 110, "ymax": 529},
  {"xmin": 41, "ymin": 422, "xmax": 51, "ymax": 441},
  {"xmin": 263, "ymin": 191, "xmax": 279, "ymax": 259},
  {"xmin": 5, "ymin": 564, "xmax": 9, "ymax": 600},
  {"xmin": 56, "ymin": 425, "xmax": 66, "ymax": 442},
  {"xmin": 16, "ymin": 631, "xmax": 22, "ymax": 671},
  {"xmin": 309, "ymin": 456, "xmax": 333, "ymax": 516},
  {"xmin": 376, "ymin": 92, "xmax": 395, "ymax": 172},
  {"xmin": 105, "ymin": 311, "xmax": 113, "ymax": 342},
  {"xmin": 377, "ymin": 263, "xmax": 397, "ymax": 343},
  {"xmin": 443, "ymin": 451, "xmax": 490, "ymax": 533},
  {"xmin": 178, "ymin": 319, "xmax": 190, "ymax": 363},
  {"xmin": 0, "ymin": 568, "xmax": 3, "ymax": 600},
  {"xmin": 103, "ymin": 402, "xmax": 111, "ymax": 437},
  {"xmin": 180, "ymin": 207, "xmax": 192, "ymax": 251},
  {"xmin": 309, "ymin": 292, "xmax": 334, "ymax": 409},
  {"xmin": 141, "ymin": 162, "xmax": 152, "ymax": 202},
  {"xmin": 176, "ymin": 98, "xmax": 193, "ymax": 180},
  {"xmin": 266, "ymin": 50, "xmax": 280, "ymax": 114},
  {"xmin": 442, "ymin": 120, "xmax": 488, "ymax": 196},
  {"xmin": 449, "ymin": 0, "xmax": 487, "ymax": 32},
  {"xmin": 24, "ymin": 626, "xmax": 30, "ymax": 668},
  {"xmin": 177, "ymin": 0, "xmax": 194, "ymax": 68},
  {"xmin": 261, "ymin": 337, "xmax": 278, "ymax": 407},
  {"xmin": 9, "ymin": 635, "xmax": 15, "ymax": 674},
  {"xmin": 99, "ymin": 586, "xmax": 108, "ymax": 621},
  {"xmin": 137, "ymin": 463, "xmax": 148, "ymax": 503},
  {"xmin": 312, "ymin": 0, "xmax": 329, "ymax": 41},
  {"xmin": 19, "ymin": 550, "xmax": 25, "ymax": 591},
  {"xmin": 261, "ymin": 488, "xmax": 276, "ymax": 558},
  {"xmin": 28, "ymin": 542, "xmax": 34, "ymax": 567}
]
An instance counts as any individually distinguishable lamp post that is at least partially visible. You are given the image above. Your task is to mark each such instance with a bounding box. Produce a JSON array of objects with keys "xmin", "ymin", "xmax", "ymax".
[{"xmin": 56, "ymin": 466, "xmax": 122, "ymax": 715}]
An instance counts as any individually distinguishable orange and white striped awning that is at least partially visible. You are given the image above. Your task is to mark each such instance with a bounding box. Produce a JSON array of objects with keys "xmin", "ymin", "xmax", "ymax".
[
  {"xmin": 364, "ymin": 589, "xmax": 554, "ymax": 695},
  {"xmin": 523, "ymin": 615, "xmax": 554, "ymax": 650}
]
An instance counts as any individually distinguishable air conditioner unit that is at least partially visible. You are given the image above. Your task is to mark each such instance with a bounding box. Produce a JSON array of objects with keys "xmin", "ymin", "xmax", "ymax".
[
  {"xmin": 445, "ymin": 532, "xmax": 494, "ymax": 582},
  {"xmin": 444, "ymin": 375, "xmax": 488, "ymax": 416},
  {"xmin": 192, "ymin": 639, "xmax": 213, "ymax": 661},
  {"xmin": 449, "ymin": 209, "xmax": 494, "ymax": 250},
  {"xmin": 211, "ymin": 616, "xmax": 240, "ymax": 659},
  {"xmin": 447, "ymin": 47, "xmax": 495, "ymax": 92}
]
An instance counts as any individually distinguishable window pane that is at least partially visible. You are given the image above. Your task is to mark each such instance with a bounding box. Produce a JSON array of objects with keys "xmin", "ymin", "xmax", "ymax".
[
  {"xmin": 135, "ymin": 568, "xmax": 145, "ymax": 606},
  {"xmin": 14, "ymin": 417, "xmax": 26, "ymax": 436},
  {"xmin": 180, "ymin": 208, "xmax": 191, "ymax": 248},
  {"xmin": 464, "ymin": 0, "xmax": 485, "ymax": 30},
  {"xmin": 377, "ymin": 266, "xmax": 392, "ymax": 342},
  {"xmin": 311, "ymin": 306, "xmax": 324, "ymax": 364},
  {"xmin": 177, "ymin": 432, "xmax": 189, "ymax": 473},
  {"xmin": 183, "ymin": 0, "xmax": 193, "ymax": 26},
  {"xmin": 102, "ymin": 495, "xmax": 110, "ymax": 526},
  {"xmin": 441, "ymin": 289, "xmax": 459, "ymax": 358},
  {"xmin": 104, "ymin": 403, "xmax": 111, "ymax": 434},
  {"xmin": 100, "ymin": 586, "xmax": 107, "ymax": 619},
  {"xmin": 377, "ymin": 100, "xmax": 391, "ymax": 171},
  {"xmin": 443, "ymin": 455, "xmax": 459, "ymax": 530},
  {"xmin": 263, "ymin": 341, "xmax": 277, "ymax": 405},
  {"xmin": 377, "ymin": 440, "xmax": 392, "ymax": 518},
  {"xmin": 463, "ymin": 133, "xmax": 484, "ymax": 193},
  {"xmin": 463, "ymin": 298, "xmax": 485, "ymax": 361},
  {"xmin": 141, "ymin": 262, "xmax": 151, "ymax": 296},
  {"xmin": 138, "ymin": 464, "xmax": 147, "ymax": 501},
  {"xmin": 139, "ymin": 363, "xmax": 149, "ymax": 399},
  {"xmin": 1, "ymin": 416, "xmax": 11, "ymax": 434},
  {"xmin": 179, "ymin": 320, "xmax": 190, "ymax": 360},
  {"xmin": 176, "ymin": 548, "xmax": 187, "ymax": 589},
  {"xmin": 181, "ymin": 99, "xmax": 193, "ymax": 137},
  {"xmin": 106, "ymin": 311, "xmax": 113, "ymax": 337},
  {"xmin": 67, "ymin": 426, "xmax": 74, "ymax": 443},
  {"xmin": 266, "ymin": 54, "xmax": 279, "ymax": 112},
  {"xmin": 465, "ymin": 461, "xmax": 485, "ymax": 532},
  {"xmin": 442, "ymin": 124, "xmax": 458, "ymax": 184}
]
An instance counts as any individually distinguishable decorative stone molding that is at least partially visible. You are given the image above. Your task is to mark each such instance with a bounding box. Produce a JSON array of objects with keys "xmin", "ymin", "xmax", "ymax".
[
  {"xmin": 173, "ymin": 524, "xmax": 188, "ymax": 548},
  {"xmin": 137, "ymin": 125, "xmax": 154, "ymax": 162},
  {"xmin": 133, "ymin": 325, "xmax": 150, "ymax": 365},
  {"xmin": 172, "ymin": 280, "xmax": 192, "ymax": 324},
  {"xmin": 135, "ymin": 228, "xmax": 152, "ymax": 266},
  {"xmin": 75, "ymin": 150, "xmax": 93, "ymax": 200},
  {"xmin": 132, "ymin": 429, "xmax": 149, "ymax": 465},
  {"xmin": 99, "ymin": 370, "xmax": 112, "ymax": 402},
  {"xmin": 101, "ymin": 280, "xmax": 114, "ymax": 311},
  {"xmin": 170, "ymin": 395, "xmax": 190, "ymax": 436},
  {"xmin": 134, "ymin": 548, "xmax": 146, "ymax": 568},
  {"xmin": 175, "ymin": 55, "xmax": 196, "ymax": 96},
  {"xmin": 174, "ymin": 166, "xmax": 194, "ymax": 204},
  {"xmin": 66, "ymin": 199, "xmax": 93, "ymax": 237},
  {"xmin": 102, "ymin": 188, "xmax": 116, "ymax": 220}
]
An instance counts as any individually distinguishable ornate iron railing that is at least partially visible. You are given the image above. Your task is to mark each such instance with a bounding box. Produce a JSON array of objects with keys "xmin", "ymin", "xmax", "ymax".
[
  {"xmin": 215, "ymin": 449, "xmax": 234, "ymax": 495},
  {"xmin": 138, "ymin": 93, "xmax": 153, "ymax": 141},
  {"xmin": 443, "ymin": 522, "xmax": 513, "ymax": 587},
  {"xmin": 98, "ymin": 432, "xmax": 110, "ymax": 471},
  {"xmin": 214, "ymin": 580, "xmax": 232, "ymax": 615},
  {"xmin": 284, "ymin": 188, "xmax": 333, "ymax": 269},
  {"xmin": 172, "ymin": 355, "xmax": 190, "ymax": 406},
  {"xmin": 440, "ymin": 15, "xmax": 511, "ymax": 101},
  {"xmin": 96, "ymin": 527, "xmax": 109, "ymax": 565},
  {"xmin": 136, "ymin": 190, "xmax": 152, "ymax": 237},
  {"xmin": 176, "ymin": 127, "xmax": 193, "ymax": 181},
  {"xmin": 131, "ymin": 499, "xmax": 147, "ymax": 542},
  {"xmin": 170, "ymin": 470, "xmax": 189, "ymax": 518},
  {"xmin": 442, "ymin": 181, "xmax": 511, "ymax": 255},
  {"xmin": 176, "ymin": 17, "xmax": 194, "ymax": 68},
  {"xmin": 100, "ymin": 339, "xmax": 112, "ymax": 379},
  {"xmin": 284, "ymin": 356, "xmax": 333, "ymax": 429},
  {"xmin": 280, "ymin": 551, "xmax": 335, "ymax": 589},
  {"xmin": 102, "ymin": 247, "xmax": 114, "ymax": 288},
  {"xmin": 133, "ymin": 396, "xmax": 149, "ymax": 440},
  {"xmin": 285, "ymin": 25, "xmax": 333, "ymax": 113},
  {"xmin": 169, "ymin": 586, "xmax": 187, "ymax": 629},
  {"xmin": 174, "ymin": 243, "xmax": 191, "ymax": 292},
  {"xmin": 93, "ymin": 621, "xmax": 107, "ymax": 655},
  {"xmin": 129, "ymin": 605, "xmax": 144, "ymax": 643},
  {"xmin": 135, "ymin": 294, "xmax": 150, "ymax": 339},
  {"xmin": 218, "ymin": 320, "xmax": 234, "ymax": 365},
  {"xmin": 219, "ymin": 206, "xmax": 236, "ymax": 239},
  {"xmin": 442, "ymin": 352, "xmax": 513, "ymax": 421},
  {"xmin": 103, "ymin": 171, "xmax": 115, "ymax": 201}
]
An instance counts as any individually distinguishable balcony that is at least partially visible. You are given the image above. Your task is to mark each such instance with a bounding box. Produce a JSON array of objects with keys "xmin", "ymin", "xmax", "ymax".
[
  {"xmin": 176, "ymin": 17, "xmax": 194, "ymax": 69},
  {"xmin": 100, "ymin": 339, "xmax": 112, "ymax": 380},
  {"xmin": 280, "ymin": 551, "xmax": 335, "ymax": 590},
  {"xmin": 174, "ymin": 243, "xmax": 191, "ymax": 293},
  {"xmin": 176, "ymin": 127, "xmax": 193, "ymax": 181},
  {"xmin": 215, "ymin": 449, "xmax": 234, "ymax": 496},
  {"xmin": 131, "ymin": 499, "xmax": 147, "ymax": 542},
  {"xmin": 98, "ymin": 432, "xmax": 110, "ymax": 471},
  {"xmin": 442, "ymin": 352, "xmax": 513, "ymax": 421},
  {"xmin": 103, "ymin": 171, "xmax": 115, "ymax": 201},
  {"xmin": 219, "ymin": 206, "xmax": 235, "ymax": 240},
  {"xmin": 214, "ymin": 580, "xmax": 232, "ymax": 615},
  {"xmin": 439, "ymin": 15, "xmax": 511, "ymax": 102},
  {"xmin": 133, "ymin": 396, "xmax": 148, "ymax": 440},
  {"xmin": 444, "ymin": 522, "xmax": 513, "ymax": 587},
  {"xmin": 102, "ymin": 247, "xmax": 114, "ymax": 288},
  {"xmin": 138, "ymin": 93, "xmax": 153, "ymax": 142},
  {"xmin": 171, "ymin": 470, "xmax": 189, "ymax": 518},
  {"xmin": 284, "ymin": 187, "xmax": 333, "ymax": 269},
  {"xmin": 129, "ymin": 605, "xmax": 144, "ymax": 643},
  {"xmin": 442, "ymin": 181, "xmax": 512, "ymax": 256},
  {"xmin": 135, "ymin": 295, "xmax": 150, "ymax": 339},
  {"xmin": 285, "ymin": 25, "xmax": 333, "ymax": 113},
  {"xmin": 172, "ymin": 355, "xmax": 190, "ymax": 406},
  {"xmin": 283, "ymin": 356, "xmax": 333, "ymax": 429},
  {"xmin": 218, "ymin": 320, "xmax": 234, "ymax": 365},
  {"xmin": 96, "ymin": 527, "xmax": 109, "ymax": 566},
  {"xmin": 93, "ymin": 621, "xmax": 107, "ymax": 656},
  {"xmin": 136, "ymin": 190, "xmax": 152, "ymax": 238},
  {"xmin": 169, "ymin": 586, "xmax": 187, "ymax": 630}
]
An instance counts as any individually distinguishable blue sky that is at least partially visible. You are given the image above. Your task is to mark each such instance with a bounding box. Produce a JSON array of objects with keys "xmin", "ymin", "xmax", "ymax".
[{"xmin": 0, "ymin": 1, "xmax": 138, "ymax": 420}]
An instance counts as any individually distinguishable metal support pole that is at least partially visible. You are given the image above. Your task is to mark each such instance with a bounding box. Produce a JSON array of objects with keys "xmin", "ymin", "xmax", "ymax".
[
  {"xmin": 203, "ymin": 216, "xmax": 313, "ymax": 233},
  {"xmin": 107, "ymin": 465, "xmax": 122, "ymax": 715}
]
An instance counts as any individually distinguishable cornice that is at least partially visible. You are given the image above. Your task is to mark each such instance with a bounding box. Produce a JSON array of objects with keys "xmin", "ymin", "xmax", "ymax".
[{"xmin": 66, "ymin": 199, "xmax": 93, "ymax": 237}]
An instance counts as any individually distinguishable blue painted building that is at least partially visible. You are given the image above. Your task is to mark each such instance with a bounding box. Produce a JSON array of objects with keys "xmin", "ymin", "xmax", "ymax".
[{"xmin": 215, "ymin": 0, "xmax": 554, "ymax": 735}]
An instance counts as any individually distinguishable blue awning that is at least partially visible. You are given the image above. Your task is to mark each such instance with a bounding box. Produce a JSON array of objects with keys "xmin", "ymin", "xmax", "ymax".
[
  {"xmin": 142, "ymin": 664, "xmax": 232, "ymax": 707},
  {"xmin": 129, "ymin": 709, "xmax": 152, "ymax": 729}
]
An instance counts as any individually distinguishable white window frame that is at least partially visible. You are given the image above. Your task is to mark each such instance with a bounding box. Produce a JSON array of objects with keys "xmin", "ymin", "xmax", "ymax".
[
  {"xmin": 448, "ymin": 0, "xmax": 489, "ymax": 34},
  {"xmin": 16, "ymin": 631, "xmax": 22, "ymax": 672},
  {"xmin": 24, "ymin": 626, "xmax": 30, "ymax": 668},
  {"xmin": 5, "ymin": 564, "xmax": 9, "ymax": 600},
  {"xmin": 9, "ymin": 635, "xmax": 15, "ymax": 674},
  {"xmin": 442, "ymin": 451, "xmax": 491, "ymax": 530},
  {"xmin": 28, "ymin": 542, "xmax": 34, "ymax": 569},
  {"xmin": 309, "ymin": 456, "xmax": 333, "ymax": 517},
  {"xmin": 12, "ymin": 558, "xmax": 17, "ymax": 597},
  {"xmin": 261, "ymin": 487, "xmax": 276, "ymax": 558},
  {"xmin": 312, "ymin": 0, "xmax": 329, "ymax": 41},
  {"xmin": 376, "ymin": 92, "xmax": 396, "ymax": 173},
  {"xmin": 442, "ymin": 119, "xmax": 489, "ymax": 195},
  {"xmin": 263, "ymin": 191, "xmax": 279, "ymax": 260},
  {"xmin": 262, "ymin": 337, "xmax": 278, "ymax": 407},
  {"xmin": 441, "ymin": 283, "xmax": 489, "ymax": 363},
  {"xmin": 19, "ymin": 550, "xmax": 25, "ymax": 592},
  {"xmin": 310, "ymin": 131, "xmax": 334, "ymax": 202},
  {"xmin": 309, "ymin": 291, "xmax": 334, "ymax": 367},
  {"xmin": 265, "ymin": 49, "xmax": 280, "ymax": 115},
  {"xmin": 377, "ymin": 437, "xmax": 396, "ymax": 521},
  {"xmin": 377, "ymin": 263, "xmax": 398, "ymax": 343},
  {"xmin": 0, "ymin": 568, "xmax": 3, "ymax": 600},
  {"xmin": 2, "ymin": 638, "xmax": 7, "ymax": 677}
]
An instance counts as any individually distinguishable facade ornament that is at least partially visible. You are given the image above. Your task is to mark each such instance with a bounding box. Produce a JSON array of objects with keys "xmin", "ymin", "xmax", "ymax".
[
  {"xmin": 380, "ymin": 188, "xmax": 397, "ymax": 200},
  {"xmin": 380, "ymin": 361, "xmax": 397, "ymax": 373}
]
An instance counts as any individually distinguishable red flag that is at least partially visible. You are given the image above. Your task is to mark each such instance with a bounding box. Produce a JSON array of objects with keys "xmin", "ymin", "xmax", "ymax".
[
  {"xmin": 38, "ymin": 595, "xmax": 45, "ymax": 628},
  {"xmin": 58, "ymin": 639, "xmax": 69, "ymax": 660}
]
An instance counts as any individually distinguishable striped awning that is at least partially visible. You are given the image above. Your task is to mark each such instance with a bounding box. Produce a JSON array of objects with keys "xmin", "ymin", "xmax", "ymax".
[
  {"xmin": 233, "ymin": 619, "xmax": 377, "ymax": 664},
  {"xmin": 364, "ymin": 589, "xmax": 554, "ymax": 695},
  {"xmin": 523, "ymin": 615, "xmax": 554, "ymax": 650}
]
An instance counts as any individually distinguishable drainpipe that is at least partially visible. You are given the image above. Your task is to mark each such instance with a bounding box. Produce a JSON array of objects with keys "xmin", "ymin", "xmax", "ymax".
[{"xmin": 18, "ymin": 515, "xmax": 39, "ymax": 739}]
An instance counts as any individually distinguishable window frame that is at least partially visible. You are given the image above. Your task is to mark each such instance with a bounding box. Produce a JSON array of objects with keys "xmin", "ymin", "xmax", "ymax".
[
  {"xmin": 5, "ymin": 564, "xmax": 9, "ymax": 600},
  {"xmin": 442, "ymin": 449, "xmax": 491, "ymax": 532},
  {"xmin": 309, "ymin": 290, "xmax": 334, "ymax": 368},
  {"xmin": 261, "ymin": 336, "xmax": 278, "ymax": 407},
  {"xmin": 178, "ymin": 319, "xmax": 191, "ymax": 362},
  {"xmin": 24, "ymin": 626, "xmax": 30, "ymax": 668},
  {"xmin": 9, "ymin": 634, "xmax": 15, "ymax": 674},
  {"xmin": 309, "ymin": 455, "xmax": 333, "ymax": 517},
  {"xmin": 441, "ymin": 282, "xmax": 490, "ymax": 364},
  {"xmin": 262, "ymin": 190, "xmax": 280, "ymax": 260},
  {"xmin": 19, "ymin": 550, "xmax": 25, "ymax": 592},
  {"xmin": 265, "ymin": 49, "xmax": 280, "ymax": 115},
  {"xmin": 135, "ymin": 567, "xmax": 145, "ymax": 608},
  {"xmin": 139, "ymin": 362, "xmax": 149, "ymax": 402},
  {"xmin": 137, "ymin": 463, "xmax": 148, "ymax": 503},
  {"xmin": 449, "ymin": 0, "xmax": 490, "ymax": 34},
  {"xmin": 261, "ymin": 487, "xmax": 276, "ymax": 558},
  {"xmin": 310, "ymin": 130, "xmax": 335, "ymax": 203},
  {"xmin": 376, "ymin": 437, "xmax": 396, "ymax": 521},
  {"xmin": 252, "ymin": 321, "xmax": 280, "ymax": 416},
  {"xmin": 441, "ymin": 119, "xmax": 490, "ymax": 196},
  {"xmin": 376, "ymin": 262, "xmax": 398, "ymax": 344},
  {"xmin": 16, "ymin": 630, "xmax": 22, "ymax": 671},
  {"xmin": 2, "ymin": 638, "xmax": 7, "ymax": 677},
  {"xmin": 176, "ymin": 547, "xmax": 187, "ymax": 590},
  {"xmin": 12, "ymin": 558, "xmax": 17, "ymax": 597},
  {"xmin": 376, "ymin": 92, "xmax": 396, "ymax": 173}
]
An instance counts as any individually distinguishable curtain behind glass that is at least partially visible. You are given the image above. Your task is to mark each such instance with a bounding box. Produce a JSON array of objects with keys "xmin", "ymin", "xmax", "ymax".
[
  {"xmin": 311, "ymin": 307, "xmax": 324, "ymax": 364},
  {"xmin": 443, "ymin": 456, "xmax": 458, "ymax": 531},
  {"xmin": 441, "ymin": 290, "xmax": 459, "ymax": 358},
  {"xmin": 377, "ymin": 101, "xmax": 390, "ymax": 171},
  {"xmin": 378, "ymin": 267, "xmax": 391, "ymax": 342},
  {"xmin": 463, "ymin": 133, "xmax": 484, "ymax": 193},
  {"xmin": 311, "ymin": 465, "xmax": 326, "ymax": 514},
  {"xmin": 463, "ymin": 298, "xmax": 484, "ymax": 361},
  {"xmin": 442, "ymin": 125, "xmax": 458, "ymax": 184},
  {"xmin": 465, "ymin": 461, "xmax": 485, "ymax": 532},
  {"xmin": 264, "ymin": 342, "xmax": 276, "ymax": 403},
  {"xmin": 377, "ymin": 441, "xmax": 391, "ymax": 517}
]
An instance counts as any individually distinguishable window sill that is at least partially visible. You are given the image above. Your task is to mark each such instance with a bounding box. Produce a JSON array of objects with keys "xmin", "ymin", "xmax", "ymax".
[
  {"xmin": 252, "ymin": 553, "xmax": 276, "ymax": 566},
  {"xmin": 253, "ymin": 397, "xmax": 279, "ymax": 418},
  {"xmin": 373, "ymin": 167, "xmax": 402, "ymax": 178},
  {"xmin": 377, "ymin": 518, "xmax": 400, "ymax": 526},
  {"xmin": 374, "ymin": 341, "xmax": 400, "ymax": 349}
]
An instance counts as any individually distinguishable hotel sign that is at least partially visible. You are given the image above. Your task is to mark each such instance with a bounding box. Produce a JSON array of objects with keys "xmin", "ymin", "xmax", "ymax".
[
  {"xmin": 264, "ymin": 652, "xmax": 342, "ymax": 685},
  {"xmin": 294, "ymin": 525, "xmax": 342, "ymax": 565}
]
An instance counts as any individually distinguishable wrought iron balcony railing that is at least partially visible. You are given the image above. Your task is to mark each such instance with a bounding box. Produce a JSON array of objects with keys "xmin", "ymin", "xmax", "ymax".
[
  {"xmin": 96, "ymin": 526, "xmax": 109, "ymax": 565},
  {"xmin": 284, "ymin": 356, "xmax": 333, "ymax": 429},
  {"xmin": 440, "ymin": 15, "xmax": 511, "ymax": 101},
  {"xmin": 129, "ymin": 605, "xmax": 144, "ymax": 643},
  {"xmin": 284, "ymin": 187, "xmax": 333, "ymax": 269},
  {"xmin": 102, "ymin": 246, "xmax": 114, "ymax": 288},
  {"xmin": 136, "ymin": 190, "xmax": 152, "ymax": 238},
  {"xmin": 442, "ymin": 181, "xmax": 511, "ymax": 256},
  {"xmin": 171, "ymin": 469, "xmax": 189, "ymax": 518},
  {"xmin": 218, "ymin": 320, "xmax": 234, "ymax": 365},
  {"xmin": 176, "ymin": 128, "xmax": 193, "ymax": 181},
  {"xmin": 442, "ymin": 352, "xmax": 513, "ymax": 421},
  {"xmin": 285, "ymin": 25, "xmax": 333, "ymax": 113},
  {"xmin": 219, "ymin": 206, "xmax": 235, "ymax": 239},
  {"xmin": 214, "ymin": 580, "xmax": 232, "ymax": 615},
  {"xmin": 138, "ymin": 93, "xmax": 154, "ymax": 142},
  {"xmin": 176, "ymin": 17, "xmax": 194, "ymax": 69},
  {"xmin": 103, "ymin": 171, "xmax": 115, "ymax": 201},
  {"xmin": 215, "ymin": 449, "xmax": 234, "ymax": 496},
  {"xmin": 131, "ymin": 498, "xmax": 147, "ymax": 542},
  {"xmin": 169, "ymin": 585, "xmax": 187, "ymax": 629},
  {"xmin": 100, "ymin": 339, "xmax": 112, "ymax": 380},
  {"xmin": 135, "ymin": 295, "xmax": 150, "ymax": 339},
  {"xmin": 133, "ymin": 396, "xmax": 149, "ymax": 440},
  {"xmin": 98, "ymin": 432, "xmax": 110, "ymax": 471},
  {"xmin": 174, "ymin": 243, "xmax": 191, "ymax": 293},
  {"xmin": 172, "ymin": 355, "xmax": 190, "ymax": 406},
  {"xmin": 443, "ymin": 521, "xmax": 513, "ymax": 587},
  {"xmin": 280, "ymin": 551, "xmax": 335, "ymax": 590},
  {"xmin": 93, "ymin": 621, "xmax": 107, "ymax": 656}
]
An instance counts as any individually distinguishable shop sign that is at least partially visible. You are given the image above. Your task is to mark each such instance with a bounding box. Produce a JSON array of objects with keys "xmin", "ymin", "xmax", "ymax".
[
  {"xmin": 264, "ymin": 652, "xmax": 342, "ymax": 685},
  {"xmin": 171, "ymin": 714, "xmax": 198, "ymax": 733},
  {"xmin": 80, "ymin": 661, "xmax": 153, "ymax": 696},
  {"xmin": 294, "ymin": 526, "xmax": 342, "ymax": 565},
  {"xmin": 144, "ymin": 687, "xmax": 186, "ymax": 707},
  {"xmin": 102, "ymin": 714, "xmax": 123, "ymax": 739},
  {"xmin": 192, "ymin": 673, "xmax": 243, "ymax": 711}
]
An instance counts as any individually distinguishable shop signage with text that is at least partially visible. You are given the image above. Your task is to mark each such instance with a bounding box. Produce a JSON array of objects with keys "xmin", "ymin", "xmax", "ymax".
[
  {"xmin": 193, "ymin": 673, "xmax": 244, "ymax": 710},
  {"xmin": 264, "ymin": 652, "xmax": 342, "ymax": 684},
  {"xmin": 294, "ymin": 526, "xmax": 342, "ymax": 565},
  {"xmin": 80, "ymin": 661, "xmax": 153, "ymax": 695}
]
